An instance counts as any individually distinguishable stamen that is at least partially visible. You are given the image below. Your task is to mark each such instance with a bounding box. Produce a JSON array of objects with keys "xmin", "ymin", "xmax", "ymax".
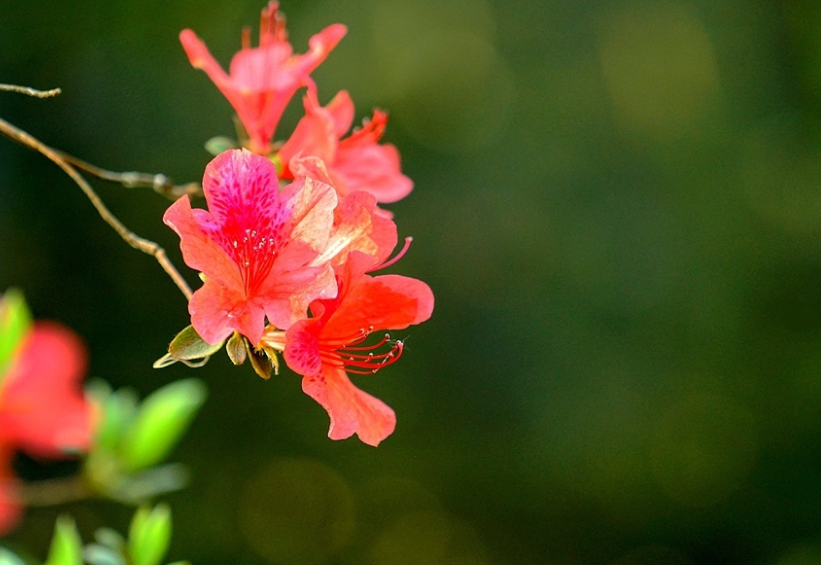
[
  {"xmin": 371, "ymin": 236, "xmax": 413, "ymax": 272},
  {"xmin": 323, "ymin": 331, "xmax": 404, "ymax": 375}
]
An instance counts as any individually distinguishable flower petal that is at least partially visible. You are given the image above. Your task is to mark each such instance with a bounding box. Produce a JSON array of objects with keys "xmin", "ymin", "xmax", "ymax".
[
  {"xmin": 189, "ymin": 277, "xmax": 265, "ymax": 345},
  {"xmin": 163, "ymin": 195, "xmax": 242, "ymax": 290},
  {"xmin": 325, "ymin": 271, "xmax": 434, "ymax": 338},
  {"xmin": 302, "ymin": 366, "xmax": 396, "ymax": 446},
  {"xmin": 0, "ymin": 323, "xmax": 93, "ymax": 458}
]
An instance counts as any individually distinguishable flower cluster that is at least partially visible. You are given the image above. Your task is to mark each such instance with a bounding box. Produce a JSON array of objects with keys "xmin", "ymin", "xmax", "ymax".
[
  {"xmin": 169, "ymin": 2, "xmax": 433, "ymax": 446},
  {"xmin": 0, "ymin": 322, "xmax": 94, "ymax": 534}
]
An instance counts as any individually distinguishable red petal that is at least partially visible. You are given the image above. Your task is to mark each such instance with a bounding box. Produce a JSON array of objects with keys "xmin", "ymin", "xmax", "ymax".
[
  {"xmin": 324, "ymin": 272, "xmax": 434, "ymax": 339},
  {"xmin": 302, "ymin": 366, "xmax": 395, "ymax": 446},
  {"xmin": 0, "ymin": 323, "xmax": 93, "ymax": 458}
]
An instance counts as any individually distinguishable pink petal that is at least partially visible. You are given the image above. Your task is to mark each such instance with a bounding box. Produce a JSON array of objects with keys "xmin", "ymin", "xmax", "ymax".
[
  {"xmin": 189, "ymin": 277, "xmax": 265, "ymax": 345},
  {"xmin": 283, "ymin": 319, "xmax": 323, "ymax": 376},
  {"xmin": 334, "ymin": 141, "xmax": 413, "ymax": 203},
  {"xmin": 302, "ymin": 366, "xmax": 396, "ymax": 446},
  {"xmin": 163, "ymin": 195, "xmax": 242, "ymax": 291}
]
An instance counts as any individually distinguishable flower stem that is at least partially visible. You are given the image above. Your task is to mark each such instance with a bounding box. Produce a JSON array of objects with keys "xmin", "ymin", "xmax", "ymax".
[
  {"xmin": 0, "ymin": 84, "xmax": 193, "ymax": 300},
  {"xmin": 19, "ymin": 475, "xmax": 92, "ymax": 507}
]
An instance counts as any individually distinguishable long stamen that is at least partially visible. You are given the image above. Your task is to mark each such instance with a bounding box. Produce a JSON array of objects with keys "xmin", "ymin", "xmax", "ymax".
[
  {"xmin": 370, "ymin": 236, "xmax": 412, "ymax": 272},
  {"xmin": 321, "ymin": 329, "xmax": 404, "ymax": 374}
]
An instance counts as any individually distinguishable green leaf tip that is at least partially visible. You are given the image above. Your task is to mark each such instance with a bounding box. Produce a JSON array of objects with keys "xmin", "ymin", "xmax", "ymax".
[
  {"xmin": 128, "ymin": 504, "xmax": 172, "ymax": 565},
  {"xmin": 0, "ymin": 288, "xmax": 32, "ymax": 389},
  {"xmin": 44, "ymin": 515, "xmax": 83, "ymax": 565}
]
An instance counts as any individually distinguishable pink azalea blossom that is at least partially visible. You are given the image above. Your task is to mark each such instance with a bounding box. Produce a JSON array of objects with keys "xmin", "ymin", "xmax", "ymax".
[
  {"xmin": 180, "ymin": 2, "xmax": 347, "ymax": 154},
  {"xmin": 164, "ymin": 149, "xmax": 338, "ymax": 345},
  {"xmin": 0, "ymin": 322, "xmax": 94, "ymax": 535},
  {"xmin": 262, "ymin": 253, "xmax": 434, "ymax": 446},
  {"xmin": 278, "ymin": 88, "xmax": 413, "ymax": 203}
]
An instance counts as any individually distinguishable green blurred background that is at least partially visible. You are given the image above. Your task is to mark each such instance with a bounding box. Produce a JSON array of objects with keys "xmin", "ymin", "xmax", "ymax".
[{"xmin": 3, "ymin": 0, "xmax": 821, "ymax": 563}]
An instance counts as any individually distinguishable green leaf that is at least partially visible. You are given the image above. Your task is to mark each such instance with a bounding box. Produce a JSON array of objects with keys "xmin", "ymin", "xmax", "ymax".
[
  {"xmin": 120, "ymin": 379, "xmax": 207, "ymax": 473},
  {"xmin": 204, "ymin": 136, "xmax": 237, "ymax": 156},
  {"xmin": 83, "ymin": 543, "xmax": 125, "ymax": 565},
  {"xmin": 44, "ymin": 516, "xmax": 83, "ymax": 565},
  {"xmin": 154, "ymin": 326, "xmax": 223, "ymax": 369},
  {"xmin": 0, "ymin": 289, "xmax": 32, "ymax": 389},
  {"xmin": 128, "ymin": 505, "xmax": 172, "ymax": 565},
  {"xmin": 0, "ymin": 548, "xmax": 27, "ymax": 565},
  {"xmin": 86, "ymin": 381, "xmax": 138, "ymax": 453},
  {"xmin": 226, "ymin": 332, "xmax": 247, "ymax": 365}
]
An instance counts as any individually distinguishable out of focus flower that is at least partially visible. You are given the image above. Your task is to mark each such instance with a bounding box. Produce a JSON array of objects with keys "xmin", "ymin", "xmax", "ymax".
[
  {"xmin": 180, "ymin": 2, "xmax": 346, "ymax": 154},
  {"xmin": 0, "ymin": 323, "xmax": 94, "ymax": 535},
  {"xmin": 262, "ymin": 252, "xmax": 434, "ymax": 446},
  {"xmin": 278, "ymin": 88, "xmax": 413, "ymax": 203},
  {"xmin": 164, "ymin": 149, "xmax": 338, "ymax": 345}
]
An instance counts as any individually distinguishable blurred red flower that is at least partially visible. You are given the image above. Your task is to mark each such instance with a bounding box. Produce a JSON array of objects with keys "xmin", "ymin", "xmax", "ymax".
[{"xmin": 0, "ymin": 323, "xmax": 93, "ymax": 535}]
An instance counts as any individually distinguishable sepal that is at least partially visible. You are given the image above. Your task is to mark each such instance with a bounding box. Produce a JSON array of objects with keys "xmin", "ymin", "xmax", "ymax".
[{"xmin": 154, "ymin": 325, "xmax": 224, "ymax": 369}]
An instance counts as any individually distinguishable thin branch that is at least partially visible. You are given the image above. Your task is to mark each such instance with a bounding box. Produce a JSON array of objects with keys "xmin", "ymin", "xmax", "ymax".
[
  {"xmin": 19, "ymin": 475, "xmax": 92, "ymax": 507},
  {"xmin": 0, "ymin": 84, "xmax": 61, "ymax": 98},
  {"xmin": 0, "ymin": 114, "xmax": 193, "ymax": 300},
  {"xmin": 56, "ymin": 150, "xmax": 203, "ymax": 200}
]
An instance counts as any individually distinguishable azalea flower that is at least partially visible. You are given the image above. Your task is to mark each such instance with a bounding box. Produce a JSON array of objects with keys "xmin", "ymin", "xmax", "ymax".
[
  {"xmin": 278, "ymin": 87, "xmax": 413, "ymax": 203},
  {"xmin": 261, "ymin": 252, "xmax": 434, "ymax": 446},
  {"xmin": 0, "ymin": 322, "xmax": 94, "ymax": 535},
  {"xmin": 163, "ymin": 149, "xmax": 338, "ymax": 345},
  {"xmin": 180, "ymin": 2, "xmax": 346, "ymax": 155}
]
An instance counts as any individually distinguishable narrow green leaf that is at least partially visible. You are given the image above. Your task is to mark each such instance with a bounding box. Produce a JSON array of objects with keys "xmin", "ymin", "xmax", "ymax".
[
  {"xmin": 128, "ymin": 504, "xmax": 172, "ymax": 565},
  {"xmin": 44, "ymin": 516, "xmax": 83, "ymax": 565},
  {"xmin": 120, "ymin": 379, "xmax": 207, "ymax": 472},
  {"xmin": 0, "ymin": 289, "xmax": 32, "ymax": 389}
]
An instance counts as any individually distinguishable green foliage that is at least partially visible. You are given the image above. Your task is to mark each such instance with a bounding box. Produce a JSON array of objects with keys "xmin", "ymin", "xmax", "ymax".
[
  {"xmin": 120, "ymin": 379, "xmax": 207, "ymax": 473},
  {"xmin": 0, "ymin": 288, "xmax": 32, "ymax": 388},
  {"xmin": 84, "ymin": 379, "xmax": 205, "ymax": 503},
  {"xmin": 128, "ymin": 505, "xmax": 172, "ymax": 565},
  {"xmin": 0, "ymin": 548, "xmax": 27, "ymax": 565},
  {"xmin": 43, "ymin": 517, "xmax": 83, "ymax": 565}
]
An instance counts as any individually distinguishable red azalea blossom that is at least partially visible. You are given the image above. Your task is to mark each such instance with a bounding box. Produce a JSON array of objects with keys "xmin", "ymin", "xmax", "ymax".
[
  {"xmin": 262, "ymin": 253, "xmax": 434, "ymax": 446},
  {"xmin": 164, "ymin": 149, "xmax": 338, "ymax": 345},
  {"xmin": 180, "ymin": 2, "xmax": 346, "ymax": 155},
  {"xmin": 0, "ymin": 323, "xmax": 94, "ymax": 535},
  {"xmin": 278, "ymin": 87, "xmax": 413, "ymax": 203}
]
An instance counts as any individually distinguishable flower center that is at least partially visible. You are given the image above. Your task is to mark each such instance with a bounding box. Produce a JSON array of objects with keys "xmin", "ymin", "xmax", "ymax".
[{"xmin": 228, "ymin": 227, "xmax": 282, "ymax": 296}]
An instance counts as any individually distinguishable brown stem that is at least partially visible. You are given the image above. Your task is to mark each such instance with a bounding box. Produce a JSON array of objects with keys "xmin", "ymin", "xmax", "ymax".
[
  {"xmin": 56, "ymin": 150, "xmax": 203, "ymax": 200},
  {"xmin": 0, "ymin": 100, "xmax": 193, "ymax": 300},
  {"xmin": 19, "ymin": 475, "xmax": 92, "ymax": 507}
]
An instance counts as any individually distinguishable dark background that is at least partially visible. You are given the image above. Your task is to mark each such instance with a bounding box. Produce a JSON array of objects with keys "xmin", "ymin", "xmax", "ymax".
[{"xmin": 4, "ymin": 1, "xmax": 821, "ymax": 564}]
